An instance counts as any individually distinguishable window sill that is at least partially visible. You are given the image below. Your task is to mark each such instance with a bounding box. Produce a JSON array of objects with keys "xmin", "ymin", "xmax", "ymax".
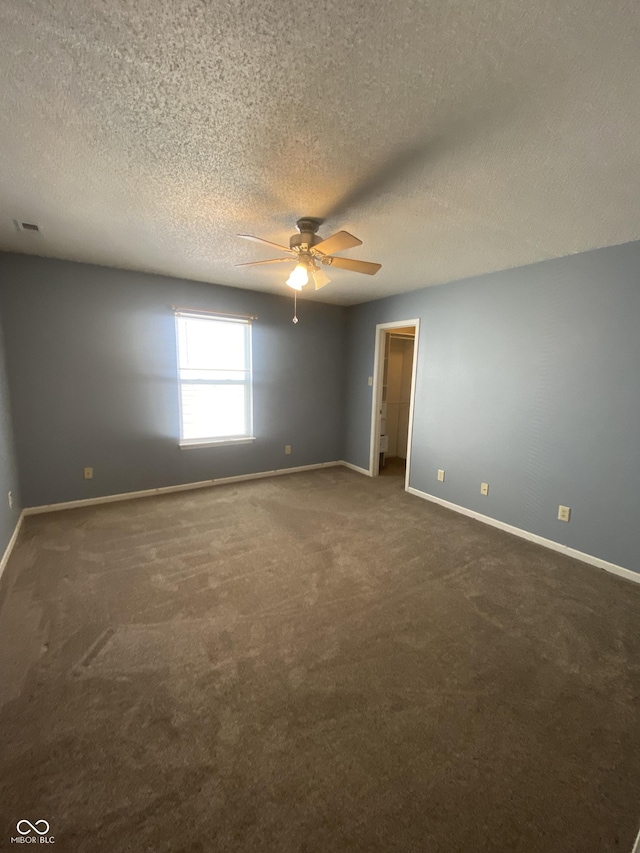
[{"xmin": 179, "ymin": 437, "xmax": 256, "ymax": 450}]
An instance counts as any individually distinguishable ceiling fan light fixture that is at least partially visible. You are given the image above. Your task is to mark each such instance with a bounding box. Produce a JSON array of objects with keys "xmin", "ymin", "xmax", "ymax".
[
  {"xmin": 312, "ymin": 267, "xmax": 331, "ymax": 290},
  {"xmin": 286, "ymin": 262, "xmax": 309, "ymax": 290},
  {"xmin": 238, "ymin": 219, "xmax": 381, "ymax": 296}
]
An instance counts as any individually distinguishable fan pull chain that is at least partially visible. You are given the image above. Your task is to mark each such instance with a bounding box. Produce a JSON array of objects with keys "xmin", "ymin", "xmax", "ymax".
[{"xmin": 292, "ymin": 291, "xmax": 298, "ymax": 324}]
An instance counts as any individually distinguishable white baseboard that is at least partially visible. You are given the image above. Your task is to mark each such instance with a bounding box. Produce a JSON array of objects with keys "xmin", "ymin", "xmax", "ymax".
[
  {"xmin": 23, "ymin": 461, "xmax": 342, "ymax": 516},
  {"xmin": 339, "ymin": 460, "xmax": 372, "ymax": 477},
  {"xmin": 406, "ymin": 486, "xmax": 640, "ymax": 585},
  {"xmin": 0, "ymin": 510, "xmax": 25, "ymax": 581}
]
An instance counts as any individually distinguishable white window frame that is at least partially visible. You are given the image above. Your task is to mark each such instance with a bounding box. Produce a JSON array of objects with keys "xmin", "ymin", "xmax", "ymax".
[{"xmin": 175, "ymin": 310, "xmax": 255, "ymax": 449}]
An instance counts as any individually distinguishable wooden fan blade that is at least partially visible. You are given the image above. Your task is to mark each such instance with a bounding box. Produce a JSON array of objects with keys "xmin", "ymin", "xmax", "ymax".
[
  {"xmin": 238, "ymin": 234, "xmax": 293, "ymax": 254},
  {"xmin": 312, "ymin": 231, "xmax": 362, "ymax": 256},
  {"xmin": 235, "ymin": 258, "xmax": 293, "ymax": 267},
  {"xmin": 327, "ymin": 257, "xmax": 381, "ymax": 275}
]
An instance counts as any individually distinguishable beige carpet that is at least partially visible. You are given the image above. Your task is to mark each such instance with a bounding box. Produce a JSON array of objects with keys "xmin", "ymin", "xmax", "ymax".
[{"xmin": 1, "ymin": 467, "xmax": 639, "ymax": 852}]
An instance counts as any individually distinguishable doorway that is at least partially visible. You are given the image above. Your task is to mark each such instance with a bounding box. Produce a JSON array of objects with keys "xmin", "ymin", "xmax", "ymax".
[{"xmin": 369, "ymin": 319, "xmax": 420, "ymax": 487}]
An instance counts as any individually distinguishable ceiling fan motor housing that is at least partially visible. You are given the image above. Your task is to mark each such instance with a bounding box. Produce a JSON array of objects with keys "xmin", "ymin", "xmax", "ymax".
[{"xmin": 290, "ymin": 217, "xmax": 323, "ymax": 252}]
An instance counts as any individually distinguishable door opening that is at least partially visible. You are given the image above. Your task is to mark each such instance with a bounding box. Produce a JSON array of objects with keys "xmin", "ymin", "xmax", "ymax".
[{"xmin": 369, "ymin": 319, "xmax": 420, "ymax": 487}]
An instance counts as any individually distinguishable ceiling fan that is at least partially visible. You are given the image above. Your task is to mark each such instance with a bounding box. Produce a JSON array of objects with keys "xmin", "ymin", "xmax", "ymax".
[{"xmin": 236, "ymin": 218, "xmax": 381, "ymax": 291}]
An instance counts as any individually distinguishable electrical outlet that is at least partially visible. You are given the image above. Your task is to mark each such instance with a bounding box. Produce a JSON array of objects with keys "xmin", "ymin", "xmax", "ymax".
[
  {"xmin": 7, "ymin": 491, "xmax": 12, "ymax": 509},
  {"xmin": 558, "ymin": 505, "xmax": 571, "ymax": 522},
  {"xmin": 368, "ymin": 376, "xmax": 373, "ymax": 386},
  {"xmin": 437, "ymin": 469, "xmax": 445, "ymax": 482},
  {"xmin": 84, "ymin": 467, "xmax": 93, "ymax": 480},
  {"xmin": 284, "ymin": 445, "xmax": 291, "ymax": 455},
  {"xmin": 480, "ymin": 482, "xmax": 489, "ymax": 496}
]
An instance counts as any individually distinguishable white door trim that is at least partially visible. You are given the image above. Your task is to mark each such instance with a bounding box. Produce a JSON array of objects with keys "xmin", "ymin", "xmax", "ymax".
[{"xmin": 368, "ymin": 318, "xmax": 420, "ymax": 490}]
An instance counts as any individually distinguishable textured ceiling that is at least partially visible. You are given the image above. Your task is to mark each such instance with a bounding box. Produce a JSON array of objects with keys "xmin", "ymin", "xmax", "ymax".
[{"xmin": 1, "ymin": 0, "xmax": 639, "ymax": 305}]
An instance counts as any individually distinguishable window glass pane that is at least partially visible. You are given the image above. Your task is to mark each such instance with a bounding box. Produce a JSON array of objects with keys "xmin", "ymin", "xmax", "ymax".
[
  {"xmin": 176, "ymin": 315, "xmax": 252, "ymax": 442},
  {"xmin": 180, "ymin": 384, "xmax": 247, "ymax": 440},
  {"xmin": 177, "ymin": 318, "xmax": 246, "ymax": 372}
]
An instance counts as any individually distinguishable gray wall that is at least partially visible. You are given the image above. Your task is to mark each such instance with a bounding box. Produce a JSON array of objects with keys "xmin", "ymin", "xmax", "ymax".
[
  {"xmin": 3, "ymin": 242, "xmax": 639, "ymax": 574},
  {"xmin": 345, "ymin": 240, "xmax": 640, "ymax": 574},
  {"xmin": 0, "ymin": 254, "xmax": 346, "ymax": 507},
  {"xmin": 0, "ymin": 311, "xmax": 21, "ymax": 559}
]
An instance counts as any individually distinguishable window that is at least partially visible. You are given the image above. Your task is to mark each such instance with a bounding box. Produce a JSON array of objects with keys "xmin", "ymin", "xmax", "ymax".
[{"xmin": 175, "ymin": 310, "xmax": 254, "ymax": 447}]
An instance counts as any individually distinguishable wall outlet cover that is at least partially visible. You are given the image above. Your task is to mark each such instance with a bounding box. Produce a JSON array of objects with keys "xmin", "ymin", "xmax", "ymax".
[
  {"xmin": 481, "ymin": 482, "xmax": 489, "ymax": 495},
  {"xmin": 84, "ymin": 467, "xmax": 93, "ymax": 479},
  {"xmin": 558, "ymin": 505, "xmax": 571, "ymax": 522},
  {"xmin": 437, "ymin": 469, "xmax": 445, "ymax": 482}
]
